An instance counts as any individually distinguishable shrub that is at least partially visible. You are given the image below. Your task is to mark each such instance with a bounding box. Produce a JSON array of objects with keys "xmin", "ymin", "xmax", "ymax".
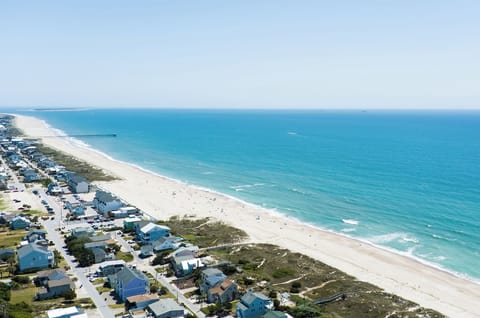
[
  {"xmin": 12, "ymin": 276, "xmax": 30, "ymax": 284},
  {"xmin": 272, "ymin": 268, "xmax": 294, "ymax": 279},
  {"xmin": 63, "ymin": 290, "xmax": 77, "ymax": 300}
]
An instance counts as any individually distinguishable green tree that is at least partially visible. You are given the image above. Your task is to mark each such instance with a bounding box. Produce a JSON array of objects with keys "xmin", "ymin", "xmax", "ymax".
[{"xmin": 63, "ymin": 290, "xmax": 77, "ymax": 300}]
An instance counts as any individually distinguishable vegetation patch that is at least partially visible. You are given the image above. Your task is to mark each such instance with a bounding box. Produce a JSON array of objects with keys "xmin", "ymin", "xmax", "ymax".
[
  {"xmin": 209, "ymin": 244, "xmax": 445, "ymax": 318},
  {"xmin": 164, "ymin": 216, "xmax": 248, "ymax": 248},
  {"xmin": 34, "ymin": 143, "xmax": 117, "ymax": 182},
  {"xmin": 115, "ymin": 251, "xmax": 133, "ymax": 262},
  {"xmin": 0, "ymin": 229, "xmax": 28, "ymax": 249}
]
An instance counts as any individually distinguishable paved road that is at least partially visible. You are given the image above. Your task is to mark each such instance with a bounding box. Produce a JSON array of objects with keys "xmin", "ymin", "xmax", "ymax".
[
  {"xmin": 41, "ymin": 202, "xmax": 114, "ymax": 318},
  {"xmin": 115, "ymin": 235, "xmax": 206, "ymax": 318},
  {"xmin": 3, "ymin": 157, "xmax": 204, "ymax": 318}
]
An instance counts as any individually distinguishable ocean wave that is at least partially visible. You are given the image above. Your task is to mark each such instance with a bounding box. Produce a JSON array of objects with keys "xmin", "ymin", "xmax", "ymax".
[
  {"xmin": 230, "ymin": 183, "xmax": 266, "ymax": 191},
  {"xmin": 288, "ymin": 187, "xmax": 309, "ymax": 195},
  {"xmin": 432, "ymin": 234, "xmax": 457, "ymax": 242},
  {"xmin": 341, "ymin": 228, "xmax": 356, "ymax": 233},
  {"xmin": 368, "ymin": 232, "xmax": 418, "ymax": 244},
  {"xmin": 201, "ymin": 171, "xmax": 214, "ymax": 175},
  {"xmin": 342, "ymin": 219, "xmax": 359, "ymax": 225}
]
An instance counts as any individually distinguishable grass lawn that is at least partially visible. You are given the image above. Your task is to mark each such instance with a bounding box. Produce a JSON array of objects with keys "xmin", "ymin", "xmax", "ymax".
[
  {"xmin": 115, "ymin": 251, "xmax": 133, "ymax": 262},
  {"xmin": 92, "ymin": 278, "xmax": 106, "ymax": 285},
  {"xmin": 96, "ymin": 286, "xmax": 112, "ymax": 293},
  {"xmin": 0, "ymin": 229, "xmax": 28, "ymax": 248},
  {"xmin": 10, "ymin": 286, "xmax": 38, "ymax": 305},
  {"xmin": 108, "ymin": 303, "xmax": 125, "ymax": 309}
]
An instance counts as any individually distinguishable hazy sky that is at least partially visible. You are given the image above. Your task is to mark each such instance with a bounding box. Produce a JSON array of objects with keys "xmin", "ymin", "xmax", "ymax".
[{"xmin": 1, "ymin": 1, "xmax": 479, "ymax": 109}]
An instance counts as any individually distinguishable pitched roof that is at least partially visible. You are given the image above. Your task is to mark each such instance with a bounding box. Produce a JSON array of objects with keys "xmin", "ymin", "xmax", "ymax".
[
  {"xmin": 126, "ymin": 294, "xmax": 158, "ymax": 303},
  {"xmin": 99, "ymin": 260, "xmax": 126, "ymax": 269},
  {"xmin": 241, "ymin": 291, "xmax": 270, "ymax": 306},
  {"xmin": 17, "ymin": 243, "xmax": 50, "ymax": 258},
  {"xmin": 202, "ymin": 268, "xmax": 223, "ymax": 277},
  {"xmin": 140, "ymin": 223, "xmax": 170, "ymax": 234},
  {"xmin": 36, "ymin": 268, "xmax": 67, "ymax": 280},
  {"xmin": 147, "ymin": 299, "xmax": 184, "ymax": 316},
  {"xmin": 89, "ymin": 234, "xmax": 112, "ymax": 242},
  {"xmin": 84, "ymin": 241, "xmax": 107, "ymax": 249},
  {"xmin": 209, "ymin": 279, "xmax": 236, "ymax": 296},
  {"xmin": 95, "ymin": 190, "xmax": 118, "ymax": 202},
  {"xmin": 68, "ymin": 173, "xmax": 88, "ymax": 184},
  {"xmin": 48, "ymin": 277, "xmax": 73, "ymax": 288},
  {"xmin": 116, "ymin": 267, "xmax": 148, "ymax": 285},
  {"xmin": 27, "ymin": 229, "xmax": 47, "ymax": 237}
]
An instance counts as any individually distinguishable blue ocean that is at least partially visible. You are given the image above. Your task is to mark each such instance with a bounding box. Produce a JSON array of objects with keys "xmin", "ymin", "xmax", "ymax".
[{"xmin": 14, "ymin": 109, "xmax": 480, "ymax": 281}]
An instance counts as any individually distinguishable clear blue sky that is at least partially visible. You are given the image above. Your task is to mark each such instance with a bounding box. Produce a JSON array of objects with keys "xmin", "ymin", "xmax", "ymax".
[{"xmin": 1, "ymin": 1, "xmax": 479, "ymax": 109}]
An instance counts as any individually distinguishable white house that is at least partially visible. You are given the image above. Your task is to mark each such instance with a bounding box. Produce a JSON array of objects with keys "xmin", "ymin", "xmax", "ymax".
[
  {"xmin": 67, "ymin": 174, "xmax": 89, "ymax": 193},
  {"xmin": 93, "ymin": 190, "xmax": 123, "ymax": 215},
  {"xmin": 137, "ymin": 223, "xmax": 170, "ymax": 244}
]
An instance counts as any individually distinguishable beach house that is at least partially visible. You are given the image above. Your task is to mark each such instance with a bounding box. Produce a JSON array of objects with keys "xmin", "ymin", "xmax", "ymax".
[
  {"xmin": 123, "ymin": 215, "xmax": 142, "ymax": 231},
  {"xmin": 17, "ymin": 243, "xmax": 55, "ymax": 272},
  {"xmin": 25, "ymin": 229, "xmax": 47, "ymax": 243},
  {"xmin": 199, "ymin": 268, "xmax": 226, "ymax": 294},
  {"xmin": 70, "ymin": 226, "xmax": 94, "ymax": 238},
  {"xmin": 35, "ymin": 269, "xmax": 74, "ymax": 300},
  {"xmin": 236, "ymin": 291, "xmax": 273, "ymax": 318},
  {"xmin": 126, "ymin": 294, "xmax": 159, "ymax": 310},
  {"xmin": 93, "ymin": 190, "xmax": 123, "ymax": 214},
  {"xmin": 64, "ymin": 197, "xmax": 85, "ymax": 216},
  {"xmin": 67, "ymin": 173, "xmax": 89, "ymax": 193},
  {"xmin": 152, "ymin": 236, "xmax": 181, "ymax": 252},
  {"xmin": 0, "ymin": 248, "xmax": 15, "ymax": 261},
  {"xmin": 171, "ymin": 247, "xmax": 203, "ymax": 276},
  {"xmin": 98, "ymin": 260, "xmax": 126, "ymax": 276},
  {"xmin": 207, "ymin": 279, "xmax": 239, "ymax": 304},
  {"xmin": 146, "ymin": 299, "xmax": 185, "ymax": 318},
  {"xmin": 111, "ymin": 266, "xmax": 150, "ymax": 302},
  {"xmin": 10, "ymin": 215, "xmax": 31, "ymax": 230},
  {"xmin": 46, "ymin": 307, "xmax": 84, "ymax": 318},
  {"xmin": 137, "ymin": 223, "xmax": 170, "ymax": 244}
]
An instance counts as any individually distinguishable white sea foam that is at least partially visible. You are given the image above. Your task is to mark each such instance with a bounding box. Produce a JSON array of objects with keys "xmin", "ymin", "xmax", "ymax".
[
  {"xmin": 341, "ymin": 228, "xmax": 356, "ymax": 233},
  {"xmin": 342, "ymin": 219, "xmax": 359, "ymax": 225},
  {"xmin": 368, "ymin": 232, "xmax": 418, "ymax": 244},
  {"xmin": 288, "ymin": 187, "xmax": 309, "ymax": 195}
]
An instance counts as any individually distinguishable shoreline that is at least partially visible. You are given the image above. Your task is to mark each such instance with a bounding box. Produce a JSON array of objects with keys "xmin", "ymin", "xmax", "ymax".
[
  {"xmin": 38, "ymin": 115, "xmax": 480, "ymax": 285},
  {"xmin": 13, "ymin": 114, "xmax": 480, "ymax": 317}
]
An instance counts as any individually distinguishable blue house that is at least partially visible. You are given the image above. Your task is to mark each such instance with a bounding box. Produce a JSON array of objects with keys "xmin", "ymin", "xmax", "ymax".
[
  {"xmin": 111, "ymin": 266, "xmax": 150, "ymax": 302},
  {"xmin": 137, "ymin": 223, "xmax": 170, "ymax": 245},
  {"xmin": 10, "ymin": 215, "xmax": 31, "ymax": 230},
  {"xmin": 25, "ymin": 229, "xmax": 47, "ymax": 243},
  {"xmin": 199, "ymin": 268, "xmax": 226, "ymax": 294},
  {"xmin": 17, "ymin": 243, "xmax": 54, "ymax": 272},
  {"xmin": 236, "ymin": 291, "xmax": 273, "ymax": 318}
]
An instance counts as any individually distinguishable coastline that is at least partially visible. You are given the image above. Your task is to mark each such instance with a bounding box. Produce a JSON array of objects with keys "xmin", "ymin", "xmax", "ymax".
[{"xmin": 14, "ymin": 114, "xmax": 480, "ymax": 317}]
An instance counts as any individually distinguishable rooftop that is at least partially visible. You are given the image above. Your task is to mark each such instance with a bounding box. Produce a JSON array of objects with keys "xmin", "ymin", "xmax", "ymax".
[{"xmin": 147, "ymin": 299, "xmax": 184, "ymax": 316}]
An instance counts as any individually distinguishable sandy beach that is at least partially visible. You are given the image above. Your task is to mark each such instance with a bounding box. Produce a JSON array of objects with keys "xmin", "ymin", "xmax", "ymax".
[{"xmin": 14, "ymin": 114, "xmax": 480, "ymax": 317}]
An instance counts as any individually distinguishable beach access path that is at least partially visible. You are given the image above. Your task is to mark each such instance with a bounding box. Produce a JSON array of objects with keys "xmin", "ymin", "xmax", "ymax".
[{"xmin": 15, "ymin": 114, "xmax": 480, "ymax": 318}]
